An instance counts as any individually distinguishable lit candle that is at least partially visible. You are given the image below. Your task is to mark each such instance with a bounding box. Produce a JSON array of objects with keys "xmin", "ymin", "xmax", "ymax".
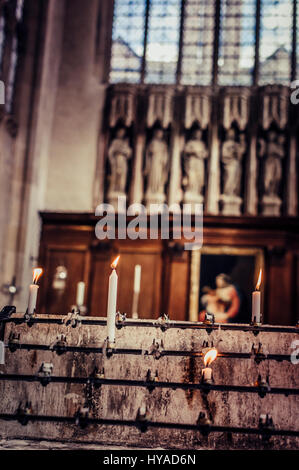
[
  {"xmin": 132, "ymin": 265, "xmax": 141, "ymax": 319},
  {"xmin": 107, "ymin": 256, "xmax": 120, "ymax": 346},
  {"xmin": 252, "ymin": 269, "xmax": 262, "ymax": 324},
  {"xmin": 201, "ymin": 348, "xmax": 217, "ymax": 384},
  {"xmin": 76, "ymin": 281, "xmax": 85, "ymax": 307},
  {"xmin": 27, "ymin": 268, "xmax": 43, "ymax": 315}
]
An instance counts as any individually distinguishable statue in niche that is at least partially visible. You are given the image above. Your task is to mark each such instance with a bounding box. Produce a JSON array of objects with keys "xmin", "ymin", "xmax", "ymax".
[
  {"xmin": 182, "ymin": 128, "xmax": 208, "ymax": 202},
  {"xmin": 221, "ymin": 128, "xmax": 246, "ymax": 198},
  {"xmin": 107, "ymin": 127, "xmax": 132, "ymax": 197},
  {"xmin": 144, "ymin": 128, "xmax": 169, "ymax": 204},
  {"xmin": 259, "ymin": 131, "xmax": 285, "ymax": 198}
]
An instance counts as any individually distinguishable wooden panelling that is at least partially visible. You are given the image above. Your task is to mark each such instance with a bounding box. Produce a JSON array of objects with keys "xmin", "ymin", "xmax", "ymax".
[
  {"xmin": 267, "ymin": 251, "xmax": 294, "ymax": 325},
  {"xmin": 38, "ymin": 213, "xmax": 299, "ymax": 325},
  {"xmin": 38, "ymin": 246, "xmax": 89, "ymax": 314},
  {"xmin": 89, "ymin": 251, "xmax": 111, "ymax": 316},
  {"xmin": 117, "ymin": 247, "xmax": 162, "ymax": 319},
  {"xmin": 162, "ymin": 247, "xmax": 190, "ymax": 321}
]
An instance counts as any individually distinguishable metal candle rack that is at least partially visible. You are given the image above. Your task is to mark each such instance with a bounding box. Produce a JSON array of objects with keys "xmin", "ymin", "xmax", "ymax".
[
  {"xmin": 0, "ymin": 309, "xmax": 298, "ymax": 443},
  {"xmin": 4, "ymin": 340, "xmax": 295, "ymax": 363},
  {"xmin": 0, "ymin": 411, "xmax": 298, "ymax": 438},
  {"xmin": 2, "ymin": 314, "xmax": 298, "ymax": 334},
  {"xmin": 0, "ymin": 373, "xmax": 297, "ymax": 397}
]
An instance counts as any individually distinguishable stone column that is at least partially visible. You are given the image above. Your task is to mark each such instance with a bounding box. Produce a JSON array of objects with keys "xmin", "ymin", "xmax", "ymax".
[
  {"xmin": 168, "ymin": 121, "xmax": 183, "ymax": 207},
  {"xmin": 286, "ymin": 133, "xmax": 298, "ymax": 216},
  {"xmin": 206, "ymin": 97, "xmax": 220, "ymax": 215},
  {"xmin": 0, "ymin": 0, "xmax": 65, "ymax": 309},
  {"xmin": 14, "ymin": 0, "xmax": 66, "ymax": 310},
  {"xmin": 245, "ymin": 104, "xmax": 258, "ymax": 215},
  {"xmin": 130, "ymin": 133, "xmax": 145, "ymax": 205}
]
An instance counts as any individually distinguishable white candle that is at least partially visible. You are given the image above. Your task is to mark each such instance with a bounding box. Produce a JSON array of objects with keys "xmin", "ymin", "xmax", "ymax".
[
  {"xmin": 202, "ymin": 347, "xmax": 217, "ymax": 383},
  {"xmin": 202, "ymin": 367, "xmax": 212, "ymax": 383},
  {"xmin": 27, "ymin": 268, "xmax": 43, "ymax": 315},
  {"xmin": 76, "ymin": 281, "xmax": 85, "ymax": 307},
  {"xmin": 252, "ymin": 269, "xmax": 262, "ymax": 324},
  {"xmin": 28, "ymin": 284, "xmax": 39, "ymax": 314},
  {"xmin": 133, "ymin": 265, "xmax": 141, "ymax": 293},
  {"xmin": 107, "ymin": 256, "xmax": 119, "ymax": 345},
  {"xmin": 252, "ymin": 291, "xmax": 261, "ymax": 323},
  {"xmin": 132, "ymin": 265, "xmax": 141, "ymax": 319}
]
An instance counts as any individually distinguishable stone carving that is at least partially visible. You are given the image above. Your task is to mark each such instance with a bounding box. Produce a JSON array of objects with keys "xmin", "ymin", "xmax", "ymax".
[
  {"xmin": 147, "ymin": 88, "xmax": 173, "ymax": 129},
  {"xmin": 259, "ymin": 131, "xmax": 285, "ymax": 216},
  {"xmin": 260, "ymin": 85, "xmax": 288, "ymax": 131},
  {"xmin": 182, "ymin": 129, "xmax": 208, "ymax": 205},
  {"xmin": 144, "ymin": 129, "xmax": 169, "ymax": 206},
  {"xmin": 220, "ymin": 128, "xmax": 246, "ymax": 215},
  {"xmin": 103, "ymin": 83, "xmax": 295, "ymax": 218},
  {"xmin": 107, "ymin": 127, "xmax": 132, "ymax": 208},
  {"xmin": 109, "ymin": 86, "xmax": 135, "ymax": 128},
  {"xmin": 222, "ymin": 89, "xmax": 249, "ymax": 131},
  {"xmin": 184, "ymin": 90, "xmax": 211, "ymax": 130}
]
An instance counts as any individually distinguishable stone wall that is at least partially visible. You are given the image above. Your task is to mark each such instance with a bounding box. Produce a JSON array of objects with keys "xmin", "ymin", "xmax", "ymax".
[{"xmin": 0, "ymin": 314, "xmax": 298, "ymax": 449}]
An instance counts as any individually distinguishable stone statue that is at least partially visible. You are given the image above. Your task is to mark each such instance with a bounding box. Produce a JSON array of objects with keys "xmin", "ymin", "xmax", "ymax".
[
  {"xmin": 258, "ymin": 131, "xmax": 285, "ymax": 216},
  {"xmin": 220, "ymin": 128, "xmax": 246, "ymax": 216},
  {"xmin": 183, "ymin": 129, "xmax": 208, "ymax": 202},
  {"xmin": 221, "ymin": 128, "xmax": 246, "ymax": 197},
  {"xmin": 144, "ymin": 128, "xmax": 169, "ymax": 205},
  {"xmin": 107, "ymin": 127, "xmax": 132, "ymax": 197},
  {"xmin": 259, "ymin": 131, "xmax": 284, "ymax": 197}
]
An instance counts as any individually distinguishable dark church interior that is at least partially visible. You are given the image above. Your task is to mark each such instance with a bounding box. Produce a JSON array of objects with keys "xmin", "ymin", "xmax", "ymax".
[{"xmin": 0, "ymin": 0, "xmax": 298, "ymax": 453}]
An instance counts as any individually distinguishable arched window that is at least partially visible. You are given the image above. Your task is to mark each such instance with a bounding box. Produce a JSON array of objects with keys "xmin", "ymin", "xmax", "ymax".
[
  {"xmin": 259, "ymin": 0, "xmax": 293, "ymax": 84},
  {"xmin": 218, "ymin": 0, "xmax": 256, "ymax": 86},
  {"xmin": 0, "ymin": 0, "xmax": 24, "ymax": 114},
  {"xmin": 110, "ymin": 0, "xmax": 298, "ymax": 85}
]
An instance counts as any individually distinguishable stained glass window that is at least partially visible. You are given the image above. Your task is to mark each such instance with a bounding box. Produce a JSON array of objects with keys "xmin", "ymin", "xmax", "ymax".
[
  {"xmin": 15, "ymin": 0, "xmax": 24, "ymax": 21},
  {"xmin": 110, "ymin": 0, "xmax": 146, "ymax": 83},
  {"xmin": 259, "ymin": 0, "xmax": 293, "ymax": 85},
  {"xmin": 110, "ymin": 0, "xmax": 298, "ymax": 86},
  {"xmin": 218, "ymin": 0, "xmax": 256, "ymax": 85},
  {"xmin": 0, "ymin": 16, "xmax": 5, "ymax": 69},
  {"xmin": 6, "ymin": 36, "xmax": 17, "ymax": 112},
  {"xmin": 181, "ymin": 0, "xmax": 216, "ymax": 85},
  {"xmin": 145, "ymin": 0, "xmax": 181, "ymax": 84},
  {"xmin": 5, "ymin": 0, "xmax": 24, "ymax": 112}
]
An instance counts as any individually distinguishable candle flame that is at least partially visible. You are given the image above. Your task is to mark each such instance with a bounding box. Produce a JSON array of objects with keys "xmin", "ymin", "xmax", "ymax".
[
  {"xmin": 255, "ymin": 269, "xmax": 262, "ymax": 291},
  {"xmin": 111, "ymin": 255, "xmax": 120, "ymax": 269},
  {"xmin": 32, "ymin": 268, "xmax": 43, "ymax": 284},
  {"xmin": 203, "ymin": 348, "xmax": 218, "ymax": 367}
]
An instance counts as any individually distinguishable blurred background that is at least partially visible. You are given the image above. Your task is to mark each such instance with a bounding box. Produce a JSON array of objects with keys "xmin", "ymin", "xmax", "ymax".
[{"xmin": 0, "ymin": 0, "xmax": 298, "ymax": 324}]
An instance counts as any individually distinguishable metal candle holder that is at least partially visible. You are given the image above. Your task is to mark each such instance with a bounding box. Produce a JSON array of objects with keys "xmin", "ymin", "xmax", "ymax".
[
  {"xmin": 24, "ymin": 308, "xmax": 36, "ymax": 324},
  {"xmin": 106, "ymin": 338, "xmax": 116, "ymax": 357},
  {"xmin": 116, "ymin": 311, "xmax": 127, "ymax": 329}
]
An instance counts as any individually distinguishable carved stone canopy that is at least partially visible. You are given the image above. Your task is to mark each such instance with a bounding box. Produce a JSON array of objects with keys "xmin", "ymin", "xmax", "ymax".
[
  {"xmin": 184, "ymin": 88, "xmax": 211, "ymax": 130},
  {"xmin": 221, "ymin": 87, "xmax": 250, "ymax": 131},
  {"xmin": 109, "ymin": 85, "xmax": 136, "ymax": 128},
  {"xmin": 260, "ymin": 85, "xmax": 289, "ymax": 130},
  {"xmin": 104, "ymin": 83, "xmax": 296, "ymax": 217},
  {"xmin": 146, "ymin": 87, "xmax": 174, "ymax": 129}
]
